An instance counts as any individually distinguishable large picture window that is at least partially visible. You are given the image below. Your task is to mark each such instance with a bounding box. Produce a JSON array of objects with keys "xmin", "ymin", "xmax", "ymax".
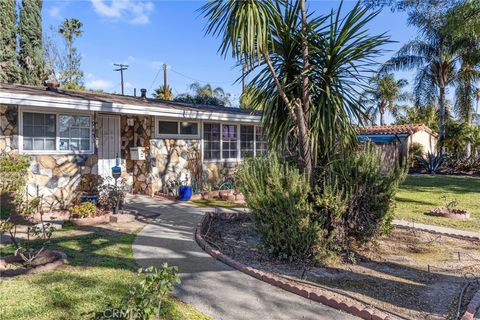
[
  {"xmin": 203, "ymin": 123, "xmax": 267, "ymax": 161},
  {"xmin": 21, "ymin": 111, "xmax": 92, "ymax": 153},
  {"xmin": 204, "ymin": 123, "xmax": 220, "ymax": 160}
]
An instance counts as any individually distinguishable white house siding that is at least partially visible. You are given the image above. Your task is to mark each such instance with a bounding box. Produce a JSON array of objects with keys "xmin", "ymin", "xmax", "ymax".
[{"xmin": 409, "ymin": 130, "xmax": 437, "ymax": 154}]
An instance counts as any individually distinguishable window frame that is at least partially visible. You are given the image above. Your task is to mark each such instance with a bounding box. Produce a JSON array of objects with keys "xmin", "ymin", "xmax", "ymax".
[
  {"xmin": 19, "ymin": 107, "xmax": 94, "ymax": 155},
  {"xmin": 155, "ymin": 118, "xmax": 200, "ymax": 139},
  {"xmin": 202, "ymin": 121, "xmax": 266, "ymax": 163}
]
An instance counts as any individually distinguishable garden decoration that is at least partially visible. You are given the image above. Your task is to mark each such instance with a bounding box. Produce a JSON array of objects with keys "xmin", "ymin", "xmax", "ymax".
[
  {"xmin": 111, "ymin": 154, "xmax": 122, "ymax": 214},
  {"xmin": 178, "ymin": 172, "xmax": 192, "ymax": 201},
  {"xmin": 427, "ymin": 195, "xmax": 470, "ymax": 219}
]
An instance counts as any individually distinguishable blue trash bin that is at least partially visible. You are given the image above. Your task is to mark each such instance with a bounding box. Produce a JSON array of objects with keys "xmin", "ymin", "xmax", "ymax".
[{"xmin": 178, "ymin": 186, "xmax": 193, "ymax": 201}]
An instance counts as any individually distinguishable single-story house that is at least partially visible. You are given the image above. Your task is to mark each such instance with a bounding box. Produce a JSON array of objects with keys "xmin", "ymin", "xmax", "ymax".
[
  {"xmin": 0, "ymin": 83, "xmax": 264, "ymax": 209},
  {"xmin": 357, "ymin": 124, "xmax": 438, "ymax": 169}
]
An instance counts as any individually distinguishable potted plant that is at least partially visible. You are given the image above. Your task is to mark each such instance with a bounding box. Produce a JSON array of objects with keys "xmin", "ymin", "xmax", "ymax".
[
  {"xmin": 76, "ymin": 174, "xmax": 103, "ymax": 205},
  {"xmin": 99, "ymin": 177, "xmax": 126, "ymax": 214},
  {"xmin": 177, "ymin": 172, "xmax": 192, "ymax": 201}
]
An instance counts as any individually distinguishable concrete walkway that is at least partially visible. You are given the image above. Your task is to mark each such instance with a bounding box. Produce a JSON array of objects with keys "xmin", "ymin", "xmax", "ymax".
[
  {"xmin": 393, "ymin": 219, "xmax": 480, "ymax": 240},
  {"xmin": 129, "ymin": 195, "xmax": 356, "ymax": 320}
]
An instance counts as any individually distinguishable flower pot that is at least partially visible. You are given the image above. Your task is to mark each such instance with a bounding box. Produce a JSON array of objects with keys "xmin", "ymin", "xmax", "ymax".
[{"xmin": 178, "ymin": 186, "xmax": 193, "ymax": 201}]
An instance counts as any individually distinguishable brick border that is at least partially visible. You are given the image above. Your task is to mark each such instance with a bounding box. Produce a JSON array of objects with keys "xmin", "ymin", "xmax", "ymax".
[
  {"xmin": 462, "ymin": 289, "xmax": 480, "ymax": 320},
  {"xmin": 194, "ymin": 212, "xmax": 399, "ymax": 320}
]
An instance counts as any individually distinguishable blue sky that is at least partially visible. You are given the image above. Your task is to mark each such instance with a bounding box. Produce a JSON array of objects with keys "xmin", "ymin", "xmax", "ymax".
[{"xmin": 43, "ymin": 0, "xmax": 416, "ymax": 122}]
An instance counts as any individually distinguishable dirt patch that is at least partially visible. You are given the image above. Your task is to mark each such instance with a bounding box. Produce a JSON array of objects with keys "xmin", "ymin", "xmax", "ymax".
[
  {"xmin": 0, "ymin": 249, "xmax": 66, "ymax": 277},
  {"xmin": 206, "ymin": 217, "xmax": 480, "ymax": 320}
]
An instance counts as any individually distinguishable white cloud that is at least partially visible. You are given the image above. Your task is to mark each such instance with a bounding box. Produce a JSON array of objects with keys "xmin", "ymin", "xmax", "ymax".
[
  {"xmin": 46, "ymin": 2, "xmax": 69, "ymax": 19},
  {"xmin": 85, "ymin": 79, "xmax": 114, "ymax": 90},
  {"xmin": 128, "ymin": 56, "xmax": 138, "ymax": 62},
  {"xmin": 90, "ymin": 0, "xmax": 154, "ymax": 25},
  {"xmin": 150, "ymin": 60, "xmax": 164, "ymax": 70}
]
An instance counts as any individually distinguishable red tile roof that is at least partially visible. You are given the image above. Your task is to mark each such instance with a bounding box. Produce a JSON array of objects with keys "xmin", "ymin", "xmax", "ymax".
[{"xmin": 358, "ymin": 124, "xmax": 437, "ymax": 136}]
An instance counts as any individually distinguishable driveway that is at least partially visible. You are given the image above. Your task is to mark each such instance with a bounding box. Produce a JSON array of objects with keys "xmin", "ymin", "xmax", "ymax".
[{"xmin": 130, "ymin": 195, "xmax": 357, "ymax": 320}]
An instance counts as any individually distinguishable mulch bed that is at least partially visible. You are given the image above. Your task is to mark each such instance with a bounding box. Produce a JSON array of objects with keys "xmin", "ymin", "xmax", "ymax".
[{"xmin": 205, "ymin": 216, "xmax": 480, "ymax": 320}]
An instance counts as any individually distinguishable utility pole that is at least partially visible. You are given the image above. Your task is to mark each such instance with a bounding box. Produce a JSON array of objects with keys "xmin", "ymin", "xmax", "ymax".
[
  {"xmin": 163, "ymin": 63, "xmax": 167, "ymax": 94},
  {"xmin": 114, "ymin": 63, "xmax": 128, "ymax": 95}
]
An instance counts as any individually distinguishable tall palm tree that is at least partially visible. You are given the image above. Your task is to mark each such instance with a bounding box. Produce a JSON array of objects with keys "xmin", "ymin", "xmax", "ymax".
[
  {"xmin": 382, "ymin": 10, "xmax": 456, "ymax": 145},
  {"xmin": 201, "ymin": 1, "xmax": 388, "ymax": 182},
  {"xmin": 189, "ymin": 82, "xmax": 231, "ymax": 106},
  {"xmin": 364, "ymin": 73, "xmax": 409, "ymax": 125},
  {"xmin": 58, "ymin": 18, "xmax": 83, "ymax": 85},
  {"xmin": 201, "ymin": 0, "xmax": 313, "ymax": 181}
]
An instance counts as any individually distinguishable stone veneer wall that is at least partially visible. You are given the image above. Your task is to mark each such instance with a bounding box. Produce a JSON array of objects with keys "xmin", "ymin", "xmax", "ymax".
[
  {"xmin": 1, "ymin": 103, "xmax": 242, "ymax": 208},
  {"xmin": 149, "ymin": 138, "xmax": 200, "ymax": 194},
  {"xmin": 0, "ymin": 104, "xmax": 98, "ymax": 209},
  {"xmin": 120, "ymin": 115, "xmax": 153, "ymax": 195}
]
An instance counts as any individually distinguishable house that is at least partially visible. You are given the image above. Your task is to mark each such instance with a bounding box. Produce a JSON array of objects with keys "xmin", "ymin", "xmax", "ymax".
[
  {"xmin": 0, "ymin": 83, "xmax": 264, "ymax": 209},
  {"xmin": 357, "ymin": 124, "xmax": 438, "ymax": 169}
]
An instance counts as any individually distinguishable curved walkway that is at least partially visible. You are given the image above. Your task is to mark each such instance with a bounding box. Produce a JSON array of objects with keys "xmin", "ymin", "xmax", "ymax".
[{"xmin": 130, "ymin": 195, "xmax": 356, "ymax": 320}]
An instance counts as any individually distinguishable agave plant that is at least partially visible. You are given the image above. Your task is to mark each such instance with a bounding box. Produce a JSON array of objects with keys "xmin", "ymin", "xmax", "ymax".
[{"xmin": 415, "ymin": 151, "xmax": 445, "ymax": 174}]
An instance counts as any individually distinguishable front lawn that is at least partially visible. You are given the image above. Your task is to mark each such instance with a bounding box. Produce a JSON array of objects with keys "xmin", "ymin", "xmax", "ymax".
[
  {"xmin": 395, "ymin": 175, "xmax": 480, "ymax": 232},
  {"xmin": 0, "ymin": 222, "xmax": 210, "ymax": 320}
]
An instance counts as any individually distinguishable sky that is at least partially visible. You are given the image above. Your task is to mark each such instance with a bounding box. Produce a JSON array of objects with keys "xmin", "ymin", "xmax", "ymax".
[{"xmin": 42, "ymin": 0, "xmax": 417, "ymax": 123}]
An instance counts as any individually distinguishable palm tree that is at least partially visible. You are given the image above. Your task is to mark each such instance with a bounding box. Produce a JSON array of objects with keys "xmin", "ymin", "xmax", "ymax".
[
  {"xmin": 382, "ymin": 10, "xmax": 456, "ymax": 146},
  {"xmin": 153, "ymin": 85, "xmax": 173, "ymax": 100},
  {"xmin": 364, "ymin": 73, "xmax": 409, "ymax": 125},
  {"xmin": 58, "ymin": 18, "xmax": 83, "ymax": 85},
  {"xmin": 189, "ymin": 82, "xmax": 231, "ymax": 106},
  {"xmin": 201, "ymin": 1, "xmax": 388, "ymax": 182}
]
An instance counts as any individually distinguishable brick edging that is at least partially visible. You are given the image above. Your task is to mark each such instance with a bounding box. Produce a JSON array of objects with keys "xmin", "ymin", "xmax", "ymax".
[
  {"xmin": 194, "ymin": 212, "xmax": 398, "ymax": 320},
  {"xmin": 462, "ymin": 289, "xmax": 480, "ymax": 320}
]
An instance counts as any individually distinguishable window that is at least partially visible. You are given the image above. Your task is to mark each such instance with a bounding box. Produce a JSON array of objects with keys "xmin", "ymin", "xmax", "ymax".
[
  {"xmin": 240, "ymin": 125, "xmax": 254, "ymax": 157},
  {"xmin": 21, "ymin": 111, "xmax": 92, "ymax": 153},
  {"xmin": 255, "ymin": 126, "xmax": 267, "ymax": 155},
  {"xmin": 59, "ymin": 115, "xmax": 91, "ymax": 151},
  {"xmin": 157, "ymin": 119, "xmax": 199, "ymax": 137},
  {"xmin": 158, "ymin": 121, "xmax": 178, "ymax": 135},
  {"xmin": 204, "ymin": 123, "xmax": 220, "ymax": 160},
  {"xmin": 23, "ymin": 112, "xmax": 56, "ymax": 151},
  {"xmin": 180, "ymin": 122, "xmax": 198, "ymax": 135},
  {"xmin": 222, "ymin": 124, "xmax": 237, "ymax": 159}
]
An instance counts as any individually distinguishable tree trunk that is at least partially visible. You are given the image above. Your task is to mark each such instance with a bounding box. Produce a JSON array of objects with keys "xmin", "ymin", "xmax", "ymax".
[
  {"xmin": 439, "ymin": 85, "xmax": 446, "ymax": 150},
  {"xmin": 299, "ymin": 0, "xmax": 313, "ymax": 183},
  {"xmin": 69, "ymin": 39, "xmax": 73, "ymax": 84}
]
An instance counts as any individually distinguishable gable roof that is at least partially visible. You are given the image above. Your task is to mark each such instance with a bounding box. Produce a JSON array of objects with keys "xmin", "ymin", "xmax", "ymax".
[
  {"xmin": 358, "ymin": 124, "xmax": 437, "ymax": 137},
  {"xmin": 0, "ymin": 83, "xmax": 258, "ymax": 117}
]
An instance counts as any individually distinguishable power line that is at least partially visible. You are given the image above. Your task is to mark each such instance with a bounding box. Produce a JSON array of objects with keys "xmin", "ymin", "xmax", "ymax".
[{"xmin": 169, "ymin": 67, "xmax": 235, "ymax": 85}]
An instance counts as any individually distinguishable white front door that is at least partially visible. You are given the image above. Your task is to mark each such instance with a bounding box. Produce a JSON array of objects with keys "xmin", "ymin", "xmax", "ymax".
[{"xmin": 98, "ymin": 115, "xmax": 121, "ymax": 181}]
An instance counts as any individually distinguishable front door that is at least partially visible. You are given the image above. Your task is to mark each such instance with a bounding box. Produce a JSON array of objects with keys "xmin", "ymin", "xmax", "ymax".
[{"xmin": 98, "ymin": 115, "xmax": 121, "ymax": 181}]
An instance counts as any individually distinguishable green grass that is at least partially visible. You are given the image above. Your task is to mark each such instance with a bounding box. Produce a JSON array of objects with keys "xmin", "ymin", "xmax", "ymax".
[
  {"xmin": 0, "ymin": 225, "xmax": 210, "ymax": 320},
  {"xmin": 190, "ymin": 199, "xmax": 245, "ymax": 209},
  {"xmin": 395, "ymin": 175, "xmax": 480, "ymax": 232}
]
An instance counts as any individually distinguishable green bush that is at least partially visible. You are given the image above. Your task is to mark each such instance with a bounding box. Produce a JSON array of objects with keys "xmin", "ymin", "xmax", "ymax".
[
  {"xmin": 69, "ymin": 201, "xmax": 97, "ymax": 218},
  {"xmin": 236, "ymin": 155, "xmax": 328, "ymax": 261},
  {"xmin": 320, "ymin": 144, "xmax": 406, "ymax": 246},
  {"xmin": 236, "ymin": 146, "xmax": 405, "ymax": 262}
]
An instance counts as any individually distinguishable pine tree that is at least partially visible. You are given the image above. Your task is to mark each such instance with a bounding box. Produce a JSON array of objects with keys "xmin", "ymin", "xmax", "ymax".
[
  {"xmin": 0, "ymin": 0, "xmax": 20, "ymax": 83},
  {"xmin": 18, "ymin": 0, "xmax": 45, "ymax": 85}
]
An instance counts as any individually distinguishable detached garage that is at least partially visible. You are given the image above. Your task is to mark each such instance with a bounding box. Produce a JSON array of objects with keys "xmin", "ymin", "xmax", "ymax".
[{"xmin": 358, "ymin": 124, "xmax": 438, "ymax": 170}]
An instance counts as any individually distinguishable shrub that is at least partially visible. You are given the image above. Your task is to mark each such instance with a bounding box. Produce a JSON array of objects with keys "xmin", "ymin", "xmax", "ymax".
[
  {"xmin": 236, "ymin": 154, "xmax": 328, "ymax": 261},
  {"xmin": 237, "ymin": 146, "xmax": 405, "ymax": 262},
  {"xmin": 69, "ymin": 201, "xmax": 97, "ymax": 218},
  {"xmin": 320, "ymin": 144, "xmax": 406, "ymax": 246},
  {"xmin": 416, "ymin": 151, "xmax": 445, "ymax": 174},
  {"xmin": 123, "ymin": 264, "xmax": 180, "ymax": 320}
]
